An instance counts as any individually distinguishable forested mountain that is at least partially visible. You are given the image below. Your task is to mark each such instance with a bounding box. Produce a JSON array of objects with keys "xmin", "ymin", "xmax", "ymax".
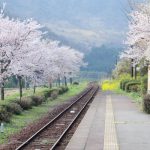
[{"xmin": 83, "ymin": 45, "xmax": 121, "ymax": 73}]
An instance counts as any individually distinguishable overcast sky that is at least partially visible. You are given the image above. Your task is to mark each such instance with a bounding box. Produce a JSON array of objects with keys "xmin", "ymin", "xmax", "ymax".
[{"xmin": 1, "ymin": 0, "xmax": 136, "ymax": 49}]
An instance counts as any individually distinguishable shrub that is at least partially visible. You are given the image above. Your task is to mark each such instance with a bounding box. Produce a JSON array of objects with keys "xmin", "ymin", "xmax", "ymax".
[
  {"xmin": 31, "ymin": 96, "xmax": 44, "ymax": 106},
  {"xmin": 125, "ymin": 81, "xmax": 141, "ymax": 93},
  {"xmin": 143, "ymin": 94, "xmax": 150, "ymax": 113},
  {"xmin": 58, "ymin": 88, "xmax": 63, "ymax": 95},
  {"xmin": 51, "ymin": 90, "xmax": 59, "ymax": 99},
  {"xmin": 61, "ymin": 86, "xmax": 68, "ymax": 93},
  {"xmin": 73, "ymin": 82, "xmax": 79, "ymax": 85},
  {"xmin": 141, "ymin": 75, "xmax": 148, "ymax": 95},
  {"xmin": 17, "ymin": 97, "xmax": 32, "ymax": 110},
  {"xmin": 120, "ymin": 80, "xmax": 123, "ymax": 89},
  {"xmin": 120, "ymin": 79, "xmax": 131, "ymax": 91},
  {"xmin": 43, "ymin": 85, "xmax": 48, "ymax": 88},
  {"xmin": 58, "ymin": 86, "xmax": 68, "ymax": 95},
  {"xmin": 130, "ymin": 84, "xmax": 141, "ymax": 92},
  {"xmin": 43, "ymin": 90, "xmax": 51, "ymax": 98},
  {"xmin": 4, "ymin": 103, "xmax": 23, "ymax": 115},
  {"xmin": 120, "ymin": 80, "xmax": 128, "ymax": 90},
  {"xmin": 47, "ymin": 97, "xmax": 53, "ymax": 101},
  {"xmin": 0, "ymin": 107, "xmax": 11, "ymax": 123},
  {"xmin": 43, "ymin": 89, "xmax": 55, "ymax": 98},
  {"xmin": 43, "ymin": 87, "xmax": 69, "ymax": 98}
]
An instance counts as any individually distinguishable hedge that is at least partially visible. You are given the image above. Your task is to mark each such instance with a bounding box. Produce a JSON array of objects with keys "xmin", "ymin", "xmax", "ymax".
[
  {"xmin": 120, "ymin": 79, "xmax": 131, "ymax": 91},
  {"xmin": 141, "ymin": 75, "xmax": 148, "ymax": 95},
  {"xmin": 143, "ymin": 94, "xmax": 150, "ymax": 113},
  {"xmin": 125, "ymin": 81, "xmax": 141, "ymax": 93}
]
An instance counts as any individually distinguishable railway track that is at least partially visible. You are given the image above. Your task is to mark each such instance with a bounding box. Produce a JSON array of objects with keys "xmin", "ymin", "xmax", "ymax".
[{"xmin": 15, "ymin": 84, "xmax": 99, "ymax": 150}]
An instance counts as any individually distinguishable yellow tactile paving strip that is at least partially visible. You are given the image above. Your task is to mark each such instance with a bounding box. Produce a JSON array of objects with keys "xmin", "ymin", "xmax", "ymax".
[{"xmin": 103, "ymin": 95, "xmax": 119, "ymax": 150}]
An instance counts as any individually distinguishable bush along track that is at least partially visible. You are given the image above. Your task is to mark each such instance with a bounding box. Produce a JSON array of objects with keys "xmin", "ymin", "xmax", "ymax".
[{"xmin": 0, "ymin": 86, "xmax": 69, "ymax": 123}]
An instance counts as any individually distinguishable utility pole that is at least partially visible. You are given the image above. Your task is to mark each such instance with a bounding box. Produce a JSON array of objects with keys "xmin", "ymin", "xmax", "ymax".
[{"xmin": 131, "ymin": 59, "xmax": 134, "ymax": 78}]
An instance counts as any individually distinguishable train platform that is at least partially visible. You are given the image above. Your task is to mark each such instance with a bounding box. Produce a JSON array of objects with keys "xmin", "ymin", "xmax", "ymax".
[
  {"xmin": 65, "ymin": 91, "xmax": 150, "ymax": 150},
  {"xmin": 65, "ymin": 91, "xmax": 106, "ymax": 150}
]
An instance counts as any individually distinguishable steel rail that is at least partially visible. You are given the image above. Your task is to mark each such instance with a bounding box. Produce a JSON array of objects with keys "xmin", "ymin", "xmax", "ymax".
[
  {"xmin": 16, "ymin": 86, "xmax": 96, "ymax": 150},
  {"xmin": 50, "ymin": 86, "xmax": 99, "ymax": 150}
]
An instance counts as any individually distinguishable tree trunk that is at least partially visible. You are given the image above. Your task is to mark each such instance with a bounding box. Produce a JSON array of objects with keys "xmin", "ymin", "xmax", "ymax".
[
  {"xmin": 34, "ymin": 85, "xmax": 36, "ymax": 94},
  {"xmin": 64, "ymin": 76, "xmax": 67, "ymax": 87},
  {"xmin": 18, "ymin": 76, "xmax": 22, "ymax": 100},
  {"xmin": 70, "ymin": 77, "xmax": 73, "ymax": 85},
  {"xmin": 1, "ymin": 82, "xmax": 4, "ymax": 100},
  {"xmin": 148, "ymin": 65, "xmax": 150, "ymax": 94},
  {"xmin": 25, "ymin": 76, "xmax": 28, "ymax": 90},
  {"xmin": 56, "ymin": 82, "xmax": 58, "ymax": 87},
  {"xmin": 134, "ymin": 65, "xmax": 137, "ymax": 80},
  {"xmin": 49, "ymin": 83, "xmax": 52, "ymax": 89},
  {"xmin": 58, "ymin": 75, "xmax": 61, "ymax": 87},
  {"xmin": 1, "ymin": 61, "xmax": 4, "ymax": 100}
]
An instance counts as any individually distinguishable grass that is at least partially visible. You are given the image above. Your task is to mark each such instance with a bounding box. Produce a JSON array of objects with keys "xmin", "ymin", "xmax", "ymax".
[
  {"xmin": 115, "ymin": 88, "xmax": 142, "ymax": 104},
  {"xmin": 0, "ymin": 82, "xmax": 87, "ymax": 144},
  {"xmin": 101, "ymin": 79, "xmax": 142, "ymax": 106}
]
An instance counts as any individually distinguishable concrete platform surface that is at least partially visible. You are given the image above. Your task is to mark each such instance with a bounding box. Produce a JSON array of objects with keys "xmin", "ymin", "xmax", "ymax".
[
  {"xmin": 65, "ymin": 91, "xmax": 150, "ymax": 150},
  {"xmin": 65, "ymin": 91, "xmax": 106, "ymax": 150},
  {"xmin": 112, "ymin": 94, "xmax": 150, "ymax": 150}
]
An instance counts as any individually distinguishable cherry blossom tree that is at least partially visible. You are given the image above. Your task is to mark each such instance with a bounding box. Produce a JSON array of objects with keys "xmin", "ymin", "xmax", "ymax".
[
  {"xmin": 0, "ymin": 6, "xmax": 44, "ymax": 99},
  {"xmin": 121, "ymin": 1, "xmax": 150, "ymax": 92},
  {"xmin": 0, "ymin": 4, "xmax": 85, "ymax": 100},
  {"xmin": 49, "ymin": 44, "xmax": 85, "ymax": 86},
  {"xmin": 11, "ymin": 38, "xmax": 85, "ymax": 96}
]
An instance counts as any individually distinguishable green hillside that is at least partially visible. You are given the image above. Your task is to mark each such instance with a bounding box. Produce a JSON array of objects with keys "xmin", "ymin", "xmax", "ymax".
[{"xmin": 83, "ymin": 45, "xmax": 121, "ymax": 73}]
